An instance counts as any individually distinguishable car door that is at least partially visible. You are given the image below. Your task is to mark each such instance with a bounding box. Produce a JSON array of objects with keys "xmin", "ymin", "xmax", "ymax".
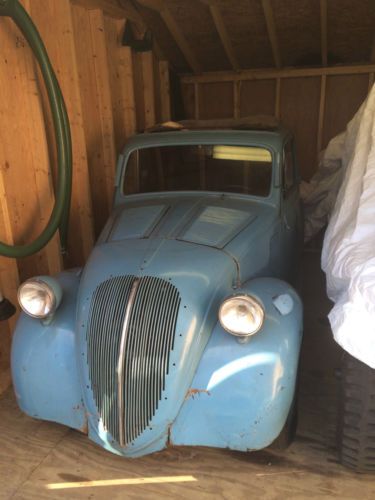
[{"xmin": 280, "ymin": 138, "xmax": 302, "ymax": 280}]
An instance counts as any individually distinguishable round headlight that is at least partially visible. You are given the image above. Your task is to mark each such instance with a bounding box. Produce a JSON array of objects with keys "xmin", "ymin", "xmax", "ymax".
[
  {"xmin": 18, "ymin": 277, "xmax": 61, "ymax": 319},
  {"xmin": 219, "ymin": 294, "xmax": 264, "ymax": 337}
]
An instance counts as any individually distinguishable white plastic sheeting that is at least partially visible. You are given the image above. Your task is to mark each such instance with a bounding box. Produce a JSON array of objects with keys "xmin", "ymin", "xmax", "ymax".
[{"xmin": 303, "ymin": 85, "xmax": 375, "ymax": 368}]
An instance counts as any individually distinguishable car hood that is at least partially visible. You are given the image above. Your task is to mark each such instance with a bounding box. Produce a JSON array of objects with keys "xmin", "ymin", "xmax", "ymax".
[{"xmin": 104, "ymin": 194, "xmax": 264, "ymax": 250}]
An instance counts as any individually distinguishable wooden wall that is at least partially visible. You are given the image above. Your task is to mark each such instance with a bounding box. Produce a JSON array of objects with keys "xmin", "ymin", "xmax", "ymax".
[
  {"xmin": 0, "ymin": 0, "xmax": 170, "ymax": 395},
  {"xmin": 180, "ymin": 69, "xmax": 373, "ymax": 181}
]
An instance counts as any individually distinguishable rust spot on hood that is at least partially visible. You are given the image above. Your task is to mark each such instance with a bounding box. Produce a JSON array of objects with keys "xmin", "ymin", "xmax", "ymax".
[{"xmin": 185, "ymin": 388, "xmax": 211, "ymax": 400}]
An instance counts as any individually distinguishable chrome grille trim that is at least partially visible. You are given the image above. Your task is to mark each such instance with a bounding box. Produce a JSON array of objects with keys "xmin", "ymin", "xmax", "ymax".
[
  {"xmin": 86, "ymin": 275, "xmax": 135, "ymax": 442},
  {"xmin": 86, "ymin": 275, "xmax": 180, "ymax": 447},
  {"xmin": 117, "ymin": 278, "xmax": 140, "ymax": 447}
]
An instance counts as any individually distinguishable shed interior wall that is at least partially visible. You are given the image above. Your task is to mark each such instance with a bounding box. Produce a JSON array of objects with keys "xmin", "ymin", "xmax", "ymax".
[
  {"xmin": 181, "ymin": 71, "xmax": 372, "ymax": 181},
  {"xmin": 0, "ymin": 0, "xmax": 171, "ymax": 394}
]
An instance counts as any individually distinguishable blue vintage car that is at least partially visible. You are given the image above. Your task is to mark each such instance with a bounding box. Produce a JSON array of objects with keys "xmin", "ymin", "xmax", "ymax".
[{"xmin": 12, "ymin": 119, "xmax": 303, "ymax": 458}]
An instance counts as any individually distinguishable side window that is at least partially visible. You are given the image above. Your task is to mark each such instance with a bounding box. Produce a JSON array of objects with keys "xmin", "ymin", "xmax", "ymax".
[{"xmin": 283, "ymin": 140, "xmax": 295, "ymax": 194}]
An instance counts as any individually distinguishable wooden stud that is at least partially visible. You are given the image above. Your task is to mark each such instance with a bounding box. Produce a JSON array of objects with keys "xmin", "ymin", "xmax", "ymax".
[
  {"xmin": 0, "ymin": 144, "xmax": 19, "ymax": 396},
  {"xmin": 141, "ymin": 52, "xmax": 156, "ymax": 129},
  {"xmin": 275, "ymin": 77, "xmax": 281, "ymax": 119},
  {"xmin": 200, "ymin": 0, "xmax": 239, "ymax": 71},
  {"xmin": 320, "ymin": 0, "xmax": 328, "ymax": 66},
  {"xmin": 317, "ymin": 74, "xmax": 327, "ymax": 156},
  {"xmin": 132, "ymin": 52, "xmax": 146, "ymax": 132},
  {"xmin": 159, "ymin": 60, "xmax": 171, "ymax": 122},
  {"xmin": 137, "ymin": 0, "xmax": 202, "ymax": 74},
  {"xmin": 0, "ymin": 0, "xmax": 61, "ymax": 392},
  {"xmin": 104, "ymin": 18, "xmax": 137, "ymax": 148},
  {"xmin": 30, "ymin": 0, "xmax": 95, "ymax": 267},
  {"xmin": 0, "ymin": 9, "xmax": 62, "ymax": 281},
  {"xmin": 181, "ymin": 64, "xmax": 375, "ymax": 84},
  {"xmin": 370, "ymin": 35, "xmax": 375, "ymax": 63},
  {"xmin": 233, "ymin": 81, "xmax": 240, "ymax": 118},
  {"xmin": 194, "ymin": 83, "xmax": 200, "ymax": 119},
  {"xmin": 71, "ymin": 5, "xmax": 116, "ymax": 237},
  {"xmin": 88, "ymin": 10, "xmax": 117, "ymax": 213},
  {"xmin": 261, "ymin": 0, "xmax": 282, "ymax": 69}
]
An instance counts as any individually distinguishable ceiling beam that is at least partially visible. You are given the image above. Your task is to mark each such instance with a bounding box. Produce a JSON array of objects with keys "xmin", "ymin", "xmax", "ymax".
[
  {"xmin": 320, "ymin": 0, "xmax": 328, "ymax": 66},
  {"xmin": 200, "ymin": 0, "xmax": 239, "ymax": 71},
  {"xmin": 136, "ymin": 0, "xmax": 202, "ymax": 74},
  {"xmin": 180, "ymin": 64, "xmax": 375, "ymax": 84},
  {"xmin": 261, "ymin": 0, "xmax": 281, "ymax": 69}
]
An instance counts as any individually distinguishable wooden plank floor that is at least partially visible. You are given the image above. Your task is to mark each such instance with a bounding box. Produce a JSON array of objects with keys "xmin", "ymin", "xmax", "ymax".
[{"xmin": 1, "ymin": 252, "xmax": 375, "ymax": 499}]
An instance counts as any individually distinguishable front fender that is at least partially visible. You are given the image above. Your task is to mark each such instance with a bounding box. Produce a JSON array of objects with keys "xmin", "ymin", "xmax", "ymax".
[
  {"xmin": 11, "ymin": 270, "xmax": 86, "ymax": 432},
  {"xmin": 171, "ymin": 277, "xmax": 303, "ymax": 451}
]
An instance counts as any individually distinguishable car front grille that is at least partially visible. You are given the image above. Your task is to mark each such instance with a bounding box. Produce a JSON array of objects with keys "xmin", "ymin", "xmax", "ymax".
[{"xmin": 86, "ymin": 275, "xmax": 180, "ymax": 446}]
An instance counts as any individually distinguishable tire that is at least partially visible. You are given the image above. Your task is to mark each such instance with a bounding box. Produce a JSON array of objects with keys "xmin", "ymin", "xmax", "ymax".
[
  {"xmin": 338, "ymin": 352, "xmax": 375, "ymax": 472},
  {"xmin": 270, "ymin": 391, "xmax": 298, "ymax": 450}
]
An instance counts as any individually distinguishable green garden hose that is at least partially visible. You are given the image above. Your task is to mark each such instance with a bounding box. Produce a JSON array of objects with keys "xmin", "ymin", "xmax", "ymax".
[{"xmin": 0, "ymin": 0, "xmax": 72, "ymax": 258}]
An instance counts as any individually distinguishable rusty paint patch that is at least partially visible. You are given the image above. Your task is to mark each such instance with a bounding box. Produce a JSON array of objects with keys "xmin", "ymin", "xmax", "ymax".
[
  {"xmin": 185, "ymin": 388, "xmax": 211, "ymax": 400},
  {"xmin": 79, "ymin": 421, "xmax": 88, "ymax": 434}
]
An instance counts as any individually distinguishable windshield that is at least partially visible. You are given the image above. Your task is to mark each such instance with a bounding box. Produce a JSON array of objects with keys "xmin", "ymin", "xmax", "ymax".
[{"xmin": 123, "ymin": 144, "xmax": 273, "ymax": 197}]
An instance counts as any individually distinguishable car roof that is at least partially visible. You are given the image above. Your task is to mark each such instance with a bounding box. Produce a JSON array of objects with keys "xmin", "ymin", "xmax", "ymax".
[
  {"xmin": 124, "ymin": 117, "xmax": 291, "ymax": 152},
  {"xmin": 146, "ymin": 115, "xmax": 280, "ymax": 132}
]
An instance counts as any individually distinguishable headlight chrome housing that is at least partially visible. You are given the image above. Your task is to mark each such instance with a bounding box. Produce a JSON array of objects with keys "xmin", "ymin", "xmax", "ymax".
[
  {"xmin": 18, "ymin": 276, "xmax": 62, "ymax": 319},
  {"xmin": 219, "ymin": 294, "xmax": 265, "ymax": 338}
]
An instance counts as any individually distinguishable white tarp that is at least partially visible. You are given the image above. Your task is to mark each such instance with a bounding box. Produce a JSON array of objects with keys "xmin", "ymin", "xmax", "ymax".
[{"xmin": 303, "ymin": 85, "xmax": 375, "ymax": 368}]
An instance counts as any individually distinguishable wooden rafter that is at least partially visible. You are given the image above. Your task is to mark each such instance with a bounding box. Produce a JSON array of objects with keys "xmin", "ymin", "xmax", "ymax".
[
  {"xmin": 136, "ymin": 0, "xmax": 202, "ymax": 74},
  {"xmin": 261, "ymin": 0, "xmax": 281, "ymax": 69},
  {"xmin": 320, "ymin": 0, "xmax": 328, "ymax": 66},
  {"xmin": 181, "ymin": 64, "xmax": 375, "ymax": 84},
  {"xmin": 200, "ymin": 0, "xmax": 239, "ymax": 71}
]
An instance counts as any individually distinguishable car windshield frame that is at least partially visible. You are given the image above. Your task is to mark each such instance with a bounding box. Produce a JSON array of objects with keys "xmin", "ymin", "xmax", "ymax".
[{"xmin": 116, "ymin": 132, "xmax": 280, "ymax": 206}]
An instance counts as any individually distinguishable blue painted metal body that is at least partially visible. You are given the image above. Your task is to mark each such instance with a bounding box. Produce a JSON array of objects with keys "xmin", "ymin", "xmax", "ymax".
[{"xmin": 12, "ymin": 128, "xmax": 303, "ymax": 458}]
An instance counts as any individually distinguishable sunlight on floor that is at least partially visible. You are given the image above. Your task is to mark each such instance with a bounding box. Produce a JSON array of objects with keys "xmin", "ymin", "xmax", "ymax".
[{"xmin": 46, "ymin": 475, "xmax": 197, "ymax": 490}]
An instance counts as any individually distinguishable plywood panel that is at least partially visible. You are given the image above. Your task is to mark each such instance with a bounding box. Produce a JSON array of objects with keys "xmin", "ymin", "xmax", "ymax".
[
  {"xmin": 181, "ymin": 83, "xmax": 196, "ymax": 119},
  {"xmin": 30, "ymin": 0, "xmax": 95, "ymax": 267},
  {"xmin": 0, "ymin": 1, "xmax": 61, "ymax": 395},
  {"xmin": 132, "ymin": 52, "xmax": 146, "ymax": 132},
  {"xmin": 88, "ymin": 10, "xmax": 117, "ymax": 212},
  {"xmin": 0, "ymin": 0, "xmax": 172, "ymax": 394},
  {"xmin": 104, "ymin": 18, "xmax": 137, "ymax": 151},
  {"xmin": 72, "ymin": 5, "xmax": 116, "ymax": 238},
  {"xmin": 198, "ymin": 82, "xmax": 234, "ymax": 119},
  {"xmin": 159, "ymin": 61, "xmax": 171, "ymax": 122},
  {"xmin": 280, "ymin": 77, "xmax": 321, "ymax": 180},
  {"xmin": 0, "ymin": 13, "xmax": 61, "ymax": 282},
  {"xmin": 323, "ymin": 74, "xmax": 369, "ymax": 149},
  {"xmin": 240, "ymin": 79, "xmax": 276, "ymax": 117},
  {"xmin": 141, "ymin": 52, "xmax": 156, "ymax": 129}
]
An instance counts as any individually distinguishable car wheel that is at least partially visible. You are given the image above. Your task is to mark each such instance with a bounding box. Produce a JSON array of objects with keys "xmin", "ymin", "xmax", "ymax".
[
  {"xmin": 338, "ymin": 352, "xmax": 375, "ymax": 472},
  {"xmin": 270, "ymin": 391, "xmax": 298, "ymax": 450}
]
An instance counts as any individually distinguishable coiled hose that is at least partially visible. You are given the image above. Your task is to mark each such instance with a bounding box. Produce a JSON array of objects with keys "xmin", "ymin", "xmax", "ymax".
[{"xmin": 0, "ymin": 0, "xmax": 72, "ymax": 257}]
